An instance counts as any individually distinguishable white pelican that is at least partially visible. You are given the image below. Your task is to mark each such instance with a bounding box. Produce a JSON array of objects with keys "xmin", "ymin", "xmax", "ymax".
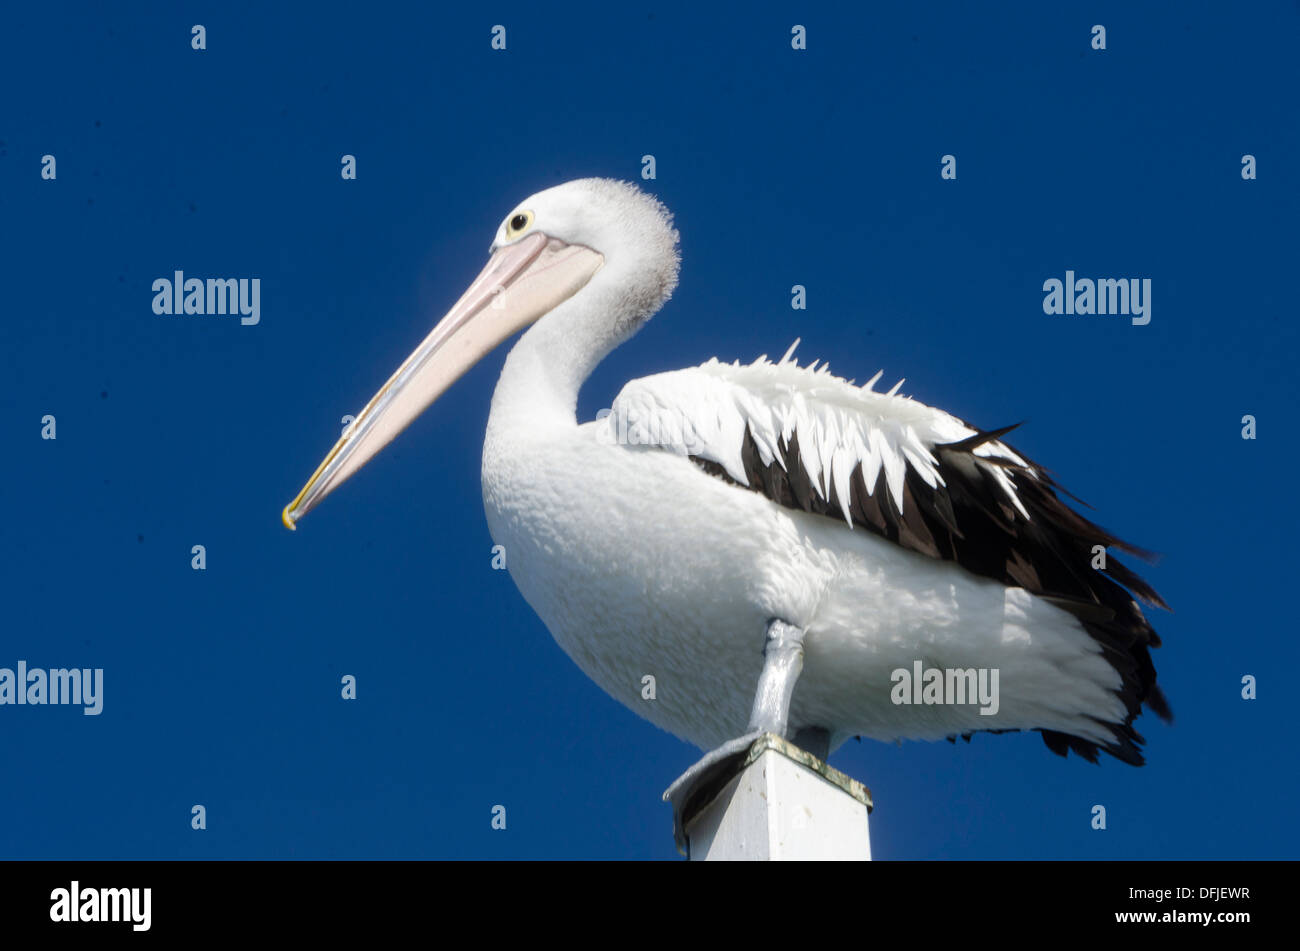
[{"xmin": 282, "ymin": 179, "xmax": 1170, "ymax": 832}]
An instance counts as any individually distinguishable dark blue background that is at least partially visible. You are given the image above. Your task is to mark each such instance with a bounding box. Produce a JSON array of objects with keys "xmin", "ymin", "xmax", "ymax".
[{"xmin": 2, "ymin": 2, "xmax": 1295, "ymax": 858}]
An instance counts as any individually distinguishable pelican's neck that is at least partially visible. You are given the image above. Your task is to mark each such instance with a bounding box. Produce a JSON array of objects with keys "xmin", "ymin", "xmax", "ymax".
[{"xmin": 487, "ymin": 262, "xmax": 645, "ymax": 432}]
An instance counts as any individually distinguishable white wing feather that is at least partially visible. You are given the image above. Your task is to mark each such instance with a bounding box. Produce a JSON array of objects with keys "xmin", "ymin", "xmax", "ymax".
[{"xmin": 605, "ymin": 344, "xmax": 1032, "ymax": 521}]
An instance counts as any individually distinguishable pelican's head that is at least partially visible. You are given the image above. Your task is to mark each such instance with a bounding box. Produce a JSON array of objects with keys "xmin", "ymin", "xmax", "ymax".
[{"xmin": 281, "ymin": 178, "xmax": 680, "ymax": 529}]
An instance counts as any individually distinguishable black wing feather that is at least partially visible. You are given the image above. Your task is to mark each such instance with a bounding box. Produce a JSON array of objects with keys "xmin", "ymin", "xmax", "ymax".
[{"xmin": 690, "ymin": 420, "xmax": 1171, "ymax": 766}]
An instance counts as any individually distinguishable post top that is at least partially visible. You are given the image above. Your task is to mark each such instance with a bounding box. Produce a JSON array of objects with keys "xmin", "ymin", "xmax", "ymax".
[
  {"xmin": 743, "ymin": 733, "xmax": 873, "ymax": 811},
  {"xmin": 663, "ymin": 732, "xmax": 873, "ymax": 856}
]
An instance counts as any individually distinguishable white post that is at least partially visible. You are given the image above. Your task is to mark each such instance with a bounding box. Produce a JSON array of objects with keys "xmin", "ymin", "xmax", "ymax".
[{"xmin": 674, "ymin": 733, "xmax": 872, "ymax": 861}]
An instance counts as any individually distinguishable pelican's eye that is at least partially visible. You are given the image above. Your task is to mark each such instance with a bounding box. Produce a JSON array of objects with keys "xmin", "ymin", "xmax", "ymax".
[{"xmin": 505, "ymin": 211, "xmax": 533, "ymax": 240}]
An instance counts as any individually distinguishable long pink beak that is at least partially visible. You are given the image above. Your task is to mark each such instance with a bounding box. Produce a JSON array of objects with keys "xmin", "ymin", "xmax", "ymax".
[{"xmin": 282, "ymin": 231, "xmax": 604, "ymax": 529}]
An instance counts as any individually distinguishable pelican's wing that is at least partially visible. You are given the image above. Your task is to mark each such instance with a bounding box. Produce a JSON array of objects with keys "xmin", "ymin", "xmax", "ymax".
[{"xmin": 607, "ymin": 342, "xmax": 1170, "ymax": 763}]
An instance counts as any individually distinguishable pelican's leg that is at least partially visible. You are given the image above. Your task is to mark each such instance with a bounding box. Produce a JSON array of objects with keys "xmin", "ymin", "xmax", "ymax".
[
  {"xmin": 663, "ymin": 618, "xmax": 818, "ymax": 853},
  {"xmin": 792, "ymin": 725, "xmax": 830, "ymax": 761},
  {"xmin": 746, "ymin": 619, "xmax": 805, "ymax": 737}
]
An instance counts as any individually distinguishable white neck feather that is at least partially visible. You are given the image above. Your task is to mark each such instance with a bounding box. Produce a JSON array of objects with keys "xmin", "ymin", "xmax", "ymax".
[{"xmin": 486, "ymin": 259, "xmax": 654, "ymax": 433}]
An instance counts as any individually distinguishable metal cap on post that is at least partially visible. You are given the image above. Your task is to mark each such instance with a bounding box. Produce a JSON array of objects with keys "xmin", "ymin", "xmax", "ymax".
[{"xmin": 666, "ymin": 733, "xmax": 873, "ymax": 861}]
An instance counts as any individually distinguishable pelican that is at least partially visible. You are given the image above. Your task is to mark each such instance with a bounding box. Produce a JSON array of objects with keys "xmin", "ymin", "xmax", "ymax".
[{"xmin": 282, "ymin": 179, "xmax": 1170, "ymax": 831}]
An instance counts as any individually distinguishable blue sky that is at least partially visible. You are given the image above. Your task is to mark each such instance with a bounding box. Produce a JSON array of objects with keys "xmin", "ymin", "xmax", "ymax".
[{"xmin": 1, "ymin": 1, "xmax": 1296, "ymax": 859}]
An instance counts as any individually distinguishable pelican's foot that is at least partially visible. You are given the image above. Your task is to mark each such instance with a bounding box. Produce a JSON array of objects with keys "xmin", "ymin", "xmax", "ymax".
[
  {"xmin": 661, "ymin": 728, "xmax": 835, "ymax": 856},
  {"xmin": 662, "ymin": 730, "xmax": 765, "ymax": 856},
  {"xmin": 791, "ymin": 725, "xmax": 830, "ymax": 761}
]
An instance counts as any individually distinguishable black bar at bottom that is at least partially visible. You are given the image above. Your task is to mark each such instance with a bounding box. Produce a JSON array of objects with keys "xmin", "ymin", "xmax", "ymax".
[{"xmin": 1, "ymin": 860, "xmax": 1284, "ymax": 937}]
